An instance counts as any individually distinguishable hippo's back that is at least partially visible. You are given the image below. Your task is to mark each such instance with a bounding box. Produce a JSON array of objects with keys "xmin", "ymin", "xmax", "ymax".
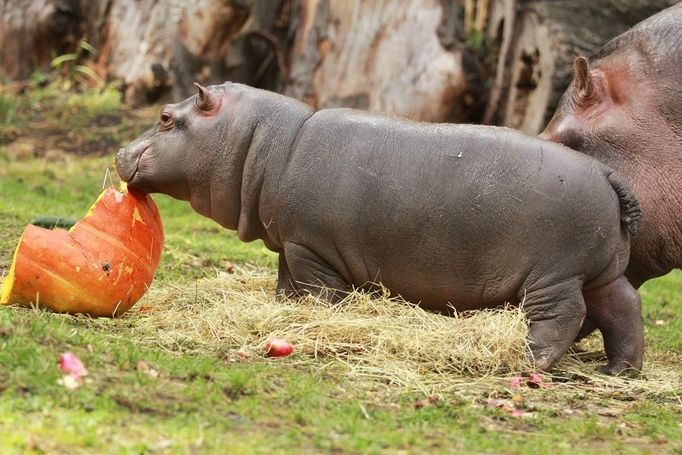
[{"xmin": 278, "ymin": 109, "xmax": 626, "ymax": 309}]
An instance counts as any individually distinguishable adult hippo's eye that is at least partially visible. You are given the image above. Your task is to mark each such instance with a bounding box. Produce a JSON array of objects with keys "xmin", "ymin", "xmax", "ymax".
[{"xmin": 159, "ymin": 111, "xmax": 174, "ymax": 130}]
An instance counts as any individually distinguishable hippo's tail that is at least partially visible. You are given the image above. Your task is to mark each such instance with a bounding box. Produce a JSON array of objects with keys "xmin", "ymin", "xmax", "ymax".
[{"xmin": 607, "ymin": 172, "xmax": 641, "ymax": 236}]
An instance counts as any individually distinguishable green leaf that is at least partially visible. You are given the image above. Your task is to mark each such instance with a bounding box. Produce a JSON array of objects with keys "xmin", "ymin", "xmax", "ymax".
[
  {"xmin": 78, "ymin": 39, "xmax": 98, "ymax": 56},
  {"xmin": 74, "ymin": 65, "xmax": 105, "ymax": 87},
  {"xmin": 50, "ymin": 53, "xmax": 78, "ymax": 68}
]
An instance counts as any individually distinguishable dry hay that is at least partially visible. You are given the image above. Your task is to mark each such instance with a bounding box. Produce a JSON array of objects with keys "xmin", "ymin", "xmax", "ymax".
[{"xmin": 123, "ymin": 269, "xmax": 680, "ymax": 399}]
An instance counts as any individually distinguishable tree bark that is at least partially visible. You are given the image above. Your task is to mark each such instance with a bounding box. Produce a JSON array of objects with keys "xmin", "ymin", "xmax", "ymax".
[
  {"xmin": 0, "ymin": 0, "xmax": 82, "ymax": 80},
  {"xmin": 284, "ymin": 0, "xmax": 475, "ymax": 123},
  {"xmin": 0, "ymin": 0, "xmax": 479, "ymax": 122},
  {"xmin": 0, "ymin": 0, "xmax": 292, "ymax": 104},
  {"xmin": 483, "ymin": 0, "xmax": 678, "ymax": 134},
  {"xmin": 5, "ymin": 0, "xmax": 674, "ymax": 129},
  {"xmin": 84, "ymin": 0, "xmax": 290, "ymax": 104}
]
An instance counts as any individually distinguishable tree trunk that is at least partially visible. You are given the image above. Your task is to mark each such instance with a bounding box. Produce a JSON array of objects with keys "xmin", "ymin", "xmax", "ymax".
[
  {"xmin": 0, "ymin": 0, "xmax": 292, "ymax": 104},
  {"xmin": 284, "ymin": 0, "xmax": 475, "ymax": 123},
  {"xmin": 84, "ymin": 0, "xmax": 291, "ymax": 105},
  {"xmin": 483, "ymin": 0, "xmax": 678, "ymax": 134},
  {"xmin": 1, "ymin": 0, "xmax": 475, "ymax": 122},
  {"xmin": 5, "ymin": 0, "xmax": 674, "ymax": 128},
  {"xmin": 0, "ymin": 0, "xmax": 82, "ymax": 80}
]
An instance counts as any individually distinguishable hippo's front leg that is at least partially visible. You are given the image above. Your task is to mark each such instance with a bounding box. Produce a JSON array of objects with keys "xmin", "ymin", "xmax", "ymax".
[
  {"xmin": 279, "ymin": 242, "xmax": 351, "ymax": 304},
  {"xmin": 523, "ymin": 277, "xmax": 587, "ymax": 371},
  {"xmin": 574, "ymin": 318, "xmax": 597, "ymax": 342},
  {"xmin": 583, "ymin": 276, "xmax": 643, "ymax": 376},
  {"xmin": 276, "ymin": 255, "xmax": 297, "ymax": 300}
]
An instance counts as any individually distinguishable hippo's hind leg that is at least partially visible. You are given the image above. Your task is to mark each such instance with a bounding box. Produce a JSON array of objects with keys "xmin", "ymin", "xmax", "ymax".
[
  {"xmin": 583, "ymin": 275, "xmax": 643, "ymax": 376},
  {"xmin": 522, "ymin": 277, "xmax": 586, "ymax": 371},
  {"xmin": 280, "ymin": 242, "xmax": 351, "ymax": 303}
]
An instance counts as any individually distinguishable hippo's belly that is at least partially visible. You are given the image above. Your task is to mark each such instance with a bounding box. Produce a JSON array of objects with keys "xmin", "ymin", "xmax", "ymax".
[{"xmin": 323, "ymin": 216, "xmax": 567, "ymax": 312}]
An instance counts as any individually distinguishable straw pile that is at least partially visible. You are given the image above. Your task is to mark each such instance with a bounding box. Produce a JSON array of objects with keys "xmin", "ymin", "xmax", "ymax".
[{"xmin": 123, "ymin": 269, "xmax": 680, "ymax": 397}]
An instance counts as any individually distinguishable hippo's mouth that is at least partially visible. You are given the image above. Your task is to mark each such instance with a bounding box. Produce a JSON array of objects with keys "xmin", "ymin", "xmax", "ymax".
[{"xmin": 117, "ymin": 145, "xmax": 149, "ymax": 183}]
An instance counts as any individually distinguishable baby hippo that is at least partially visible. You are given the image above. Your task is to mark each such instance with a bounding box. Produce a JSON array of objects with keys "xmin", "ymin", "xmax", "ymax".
[{"xmin": 117, "ymin": 82, "xmax": 643, "ymax": 374}]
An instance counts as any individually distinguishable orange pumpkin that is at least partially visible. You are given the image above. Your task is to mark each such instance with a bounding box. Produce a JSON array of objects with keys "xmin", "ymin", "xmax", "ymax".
[{"xmin": 0, "ymin": 184, "xmax": 164, "ymax": 317}]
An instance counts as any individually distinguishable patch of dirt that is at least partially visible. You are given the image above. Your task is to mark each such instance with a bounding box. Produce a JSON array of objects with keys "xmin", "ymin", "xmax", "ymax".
[
  {"xmin": 3, "ymin": 88, "xmax": 157, "ymax": 158},
  {"xmin": 112, "ymin": 395, "xmax": 176, "ymax": 416},
  {"xmin": 0, "ymin": 126, "xmax": 19, "ymax": 146},
  {"xmin": 90, "ymin": 114, "xmax": 124, "ymax": 128},
  {"xmin": 7, "ymin": 113, "xmax": 145, "ymax": 158}
]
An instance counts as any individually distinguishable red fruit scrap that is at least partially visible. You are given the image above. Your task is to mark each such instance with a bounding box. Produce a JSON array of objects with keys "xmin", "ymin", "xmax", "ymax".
[
  {"xmin": 59, "ymin": 352, "xmax": 88, "ymax": 379},
  {"xmin": 264, "ymin": 338, "xmax": 294, "ymax": 357}
]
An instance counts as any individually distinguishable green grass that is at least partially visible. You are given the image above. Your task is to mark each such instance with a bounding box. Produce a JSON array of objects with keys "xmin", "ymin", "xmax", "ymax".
[
  {"xmin": 1, "ymin": 308, "xmax": 680, "ymax": 454},
  {"xmin": 0, "ymin": 93, "xmax": 19, "ymax": 126},
  {"xmin": 0, "ymin": 86, "xmax": 681, "ymax": 454},
  {"xmin": 640, "ymin": 271, "xmax": 682, "ymax": 352},
  {"xmin": 64, "ymin": 86, "xmax": 122, "ymax": 123}
]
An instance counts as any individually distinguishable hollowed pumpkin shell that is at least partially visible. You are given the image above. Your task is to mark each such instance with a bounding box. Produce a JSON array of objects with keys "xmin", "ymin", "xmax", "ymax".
[{"xmin": 0, "ymin": 185, "xmax": 164, "ymax": 317}]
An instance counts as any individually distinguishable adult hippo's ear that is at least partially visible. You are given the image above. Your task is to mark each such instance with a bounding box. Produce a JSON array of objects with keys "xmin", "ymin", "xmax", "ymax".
[
  {"xmin": 571, "ymin": 56, "xmax": 604, "ymax": 108},
  {"xmin": 574, "ymin": 56, "xmax": 593, "ymax": 97},
  {"xmin": 193, "ymin": 82, "xmax": 221, "ymax": 113}
]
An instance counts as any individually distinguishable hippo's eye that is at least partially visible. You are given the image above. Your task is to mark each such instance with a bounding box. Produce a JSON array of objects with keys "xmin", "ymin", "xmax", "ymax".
[{"xmin": 159, "ymin": 112, "xmax": 174, "ymax": 130}]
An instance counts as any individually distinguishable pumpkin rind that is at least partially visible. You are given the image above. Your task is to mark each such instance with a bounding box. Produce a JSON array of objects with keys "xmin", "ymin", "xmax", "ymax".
[{"xmin": 0, "ymin": 186, "xmax": 164, "ymax": 317}]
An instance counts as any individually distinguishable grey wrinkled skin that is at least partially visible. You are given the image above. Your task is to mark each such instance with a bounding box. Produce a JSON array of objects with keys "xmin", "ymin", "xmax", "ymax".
[
  {"xmin": 117, "ymin": 82, "xmax": 643, "ymax": 374},
  {"xmin": 541, "ymin": 3, "xmax": 682, "ymax": 290}
]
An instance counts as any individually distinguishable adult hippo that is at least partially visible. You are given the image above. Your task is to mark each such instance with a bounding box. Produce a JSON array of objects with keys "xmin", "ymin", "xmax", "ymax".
[
  {"xmin": 117, "ymin": 82, "xmax": 643, "ymax": 374},
  {"xmin": 541, "ymin": 3, "xmax": 682, "ymax": 289}
]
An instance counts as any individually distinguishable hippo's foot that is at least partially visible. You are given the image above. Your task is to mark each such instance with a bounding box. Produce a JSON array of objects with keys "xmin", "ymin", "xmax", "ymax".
[
  {"xmin": 583, "ymin": 275, "xmax": 643, "ymax": 376},
  {"xmin": 596, "ymin": 363, "xmax": 640, "ymax": 377},
  {"xmin": 278, "ymin": 243, "xmax": 351, "ymax": 304},
  {"xmin": 523, "ymin": 277, "xmax": 587, "ymax": 371}
]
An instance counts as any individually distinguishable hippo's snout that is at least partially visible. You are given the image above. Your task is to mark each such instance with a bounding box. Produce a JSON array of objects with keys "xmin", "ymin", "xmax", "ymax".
[{"xmin": 115, "ymin": 141, "xmax": 149, "ymax": 183}]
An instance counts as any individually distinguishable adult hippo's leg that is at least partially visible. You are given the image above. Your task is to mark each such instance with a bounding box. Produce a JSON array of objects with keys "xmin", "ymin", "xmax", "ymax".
[
  {"xmin": 576, "ymin": 275, "xmax": 645, "ymax": 342},
  {"xmin": 522, "ymin": 277, "xmax": 587, "ymax": 371},
  {"xmin": 583, "ymin": 276, "xmax": 643, "ymax": 376},
  {"xmin": 281, "ymin": 242, "xmax": 351, "ymax": 303}
]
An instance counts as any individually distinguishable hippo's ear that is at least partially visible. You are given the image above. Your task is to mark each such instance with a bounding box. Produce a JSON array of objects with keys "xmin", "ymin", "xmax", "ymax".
[
  {"xmin": 193, "ymin": 82, "xmax": 217, "ymax": 112},
  {"xmin": 573, "ymin": 56, "xmax": 594, "ymax": 98}
]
